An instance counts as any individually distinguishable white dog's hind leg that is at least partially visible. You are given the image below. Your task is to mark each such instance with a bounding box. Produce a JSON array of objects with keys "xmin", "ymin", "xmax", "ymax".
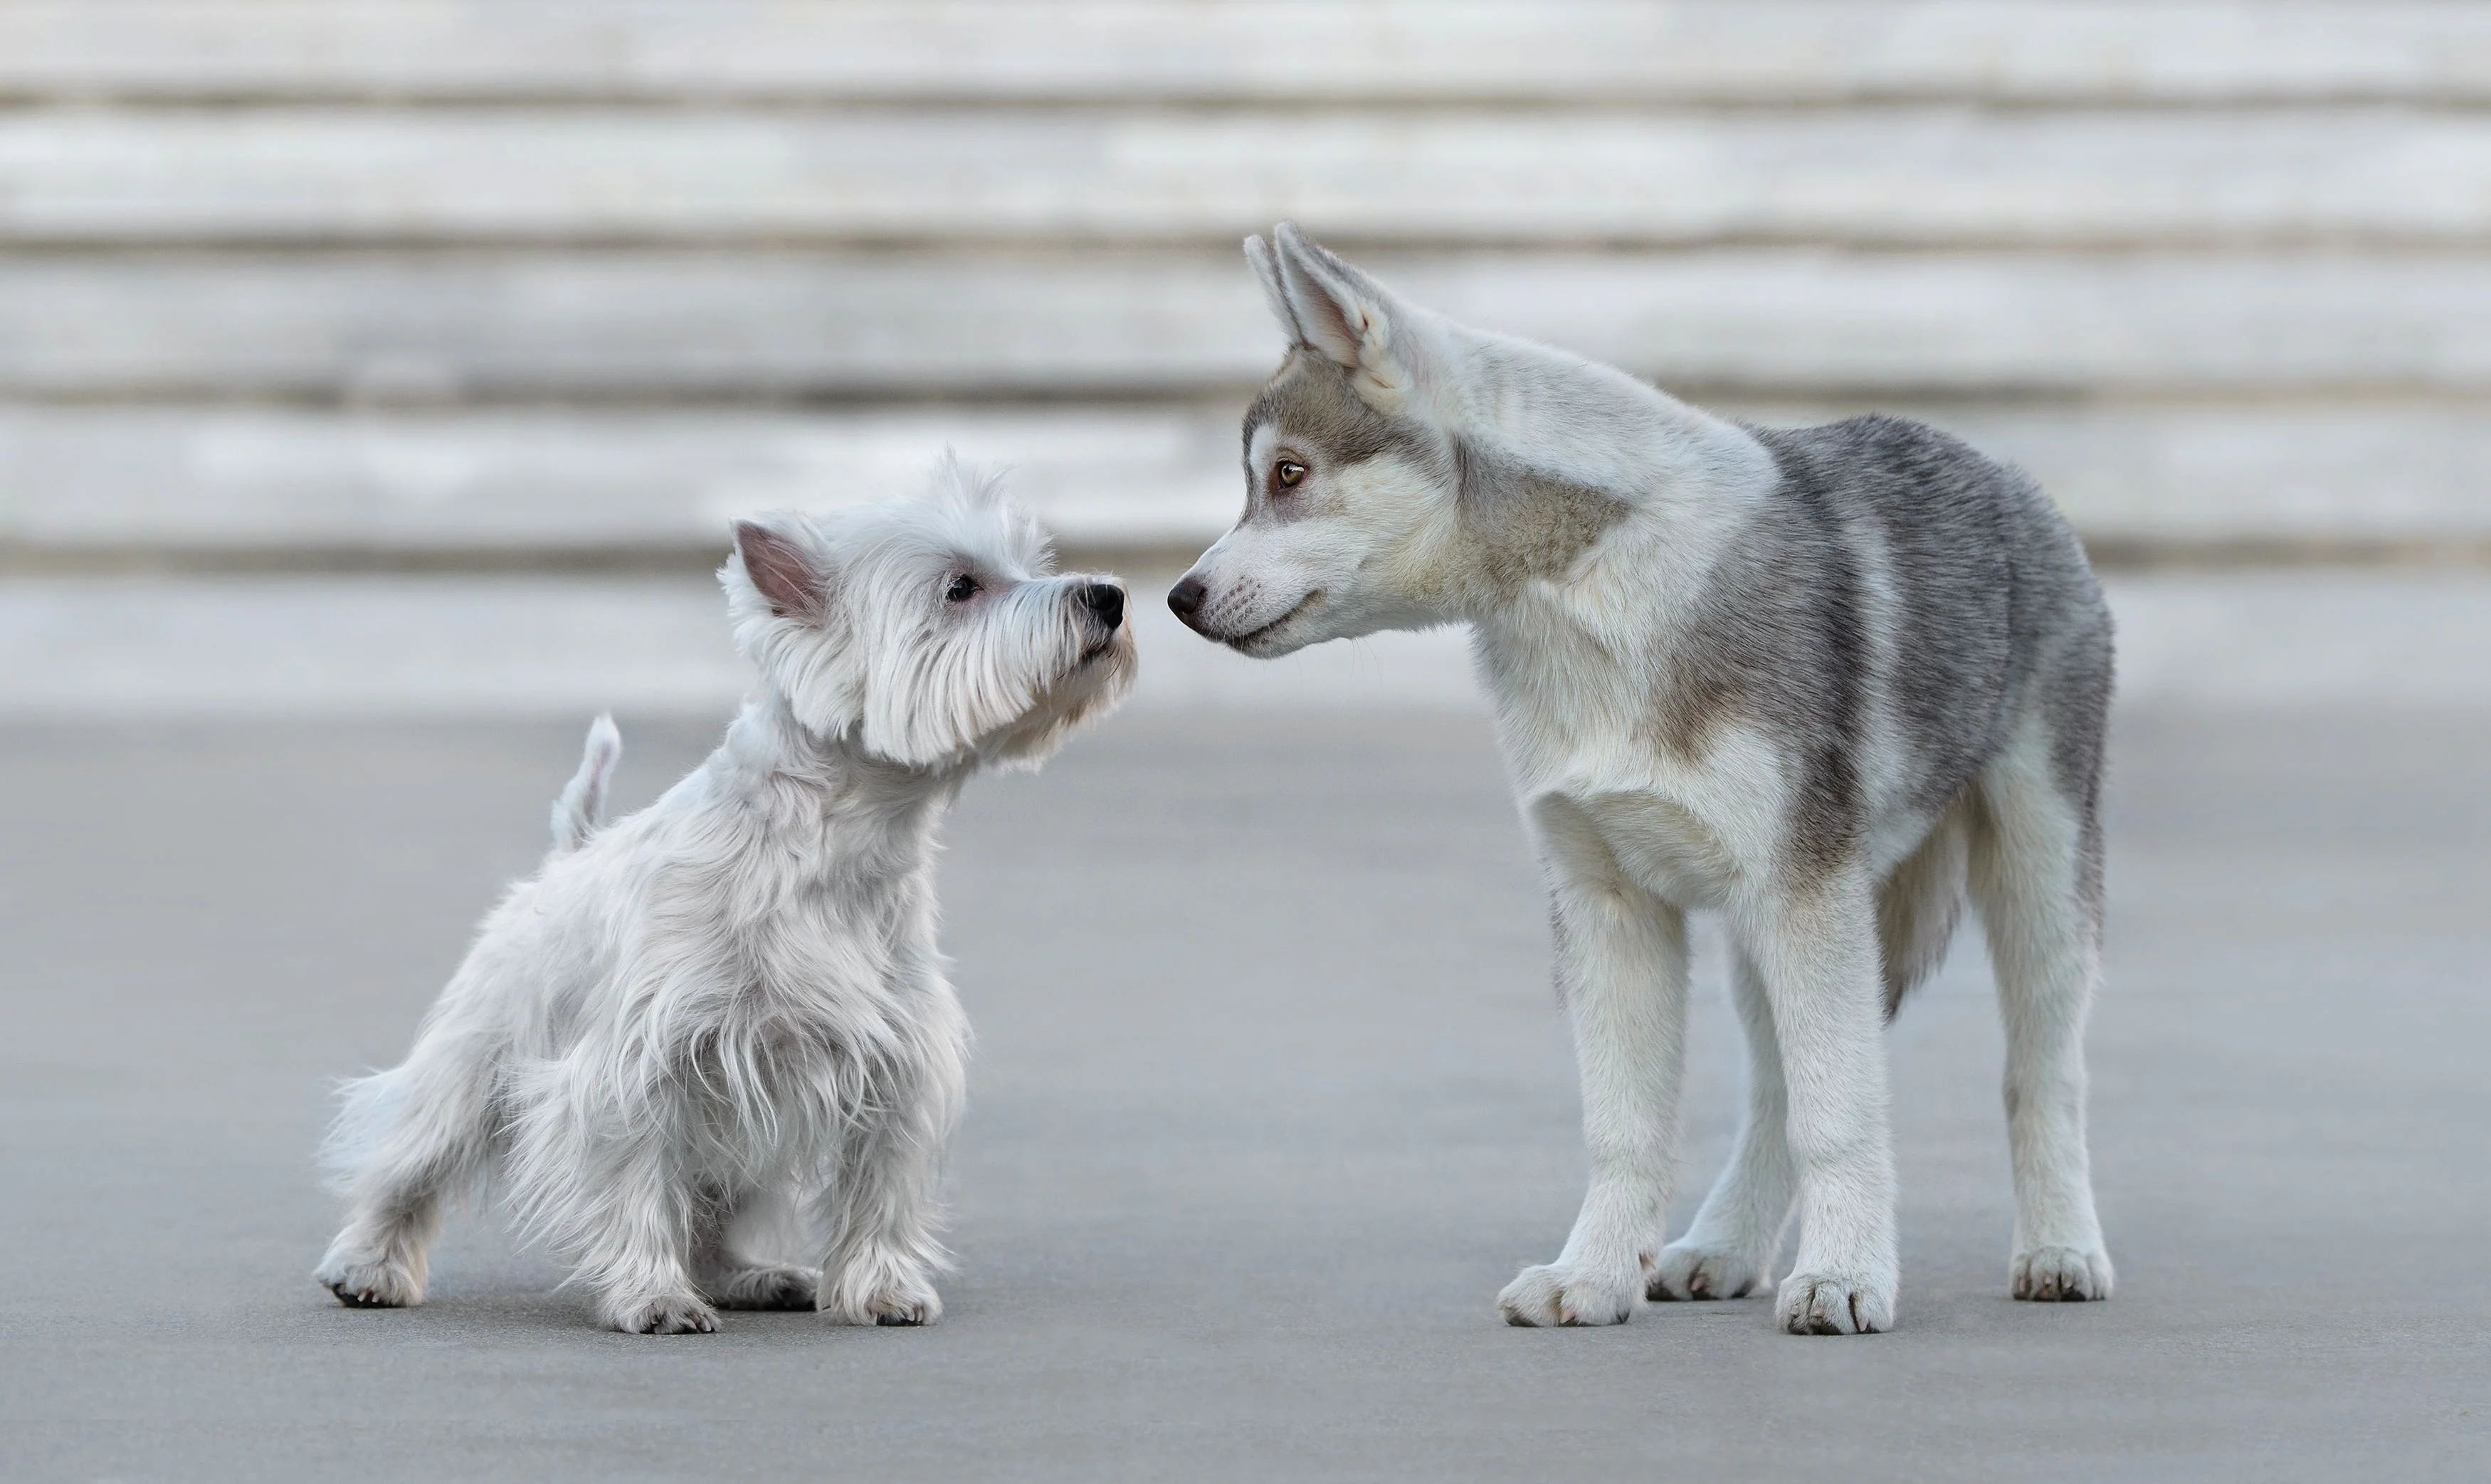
[
  {"xmin": 1741, "ymin": 885, "xmax": 1900, "ymax": 1335},
  {"xmin": 312, "ymin": 1033, "xmax": 497, "ymax": 1309},
  {"xmin": 1497, "ymin": 857, "xmax": 1689, "ymax": 1328},
  {"xmin": 1650, "ymin": 947, "xmax": 1794, "ymax": 1302},
  {"xmin": 1971, "ymin": 740, "xmax": 2114, "ymax": 1303},
  {"xmin": 695, "ymin": 1185, "xmax": 821, "ymax": 1311}
]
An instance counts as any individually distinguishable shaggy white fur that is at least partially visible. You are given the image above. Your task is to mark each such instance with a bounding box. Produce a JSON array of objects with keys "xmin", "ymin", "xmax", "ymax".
[{"xmin": 314, "ymin": 461, "xmax": 1135, "ymax": 1334}]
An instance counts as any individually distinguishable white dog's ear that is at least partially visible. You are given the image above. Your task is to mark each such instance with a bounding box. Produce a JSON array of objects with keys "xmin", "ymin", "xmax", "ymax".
[
  {"xmin": 1268, "ymin": 221, "xmax": 1415, "ymax": 409},
  {"xmin": 732, "ymin": 519, "xmax": 830, "ymax": 623}
]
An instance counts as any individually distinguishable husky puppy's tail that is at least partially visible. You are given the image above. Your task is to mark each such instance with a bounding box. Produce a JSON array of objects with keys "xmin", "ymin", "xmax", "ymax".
[
  {"xmin": 1878, "ymin": 794, "xmax": 1972, "ymax": 1021},
  {"xmin": 549, "ymin": 713, "xmax": 621, "ymax": 856}
]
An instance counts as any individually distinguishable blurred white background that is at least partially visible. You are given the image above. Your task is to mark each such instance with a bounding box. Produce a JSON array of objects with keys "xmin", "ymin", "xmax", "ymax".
[{"xmin": 0, "ymin": 0, "xmax": 2485, "ymax": 712}]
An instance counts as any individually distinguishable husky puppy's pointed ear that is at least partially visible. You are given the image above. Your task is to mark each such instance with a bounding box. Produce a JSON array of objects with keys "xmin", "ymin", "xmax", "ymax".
[
  {"xmin": 1269, "ymin": 221, "xmax": 1414, "ymax": 409},
  {"xmin": 1244, "ymin": 233, "xmax": 1302, "ymax": 342},
  {"xmin": 731, "ymin": 517, "xmax": 830, "ymax": 623}
]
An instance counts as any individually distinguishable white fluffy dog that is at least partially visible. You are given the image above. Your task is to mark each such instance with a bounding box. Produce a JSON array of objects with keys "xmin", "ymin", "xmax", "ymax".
[{"xmin": 314, "ymin": 465, "xmax": 1134, "ymax": 1334}]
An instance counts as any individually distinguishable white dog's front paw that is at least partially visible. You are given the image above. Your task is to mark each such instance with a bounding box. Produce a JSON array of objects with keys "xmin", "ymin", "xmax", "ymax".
[
  {"xmin": 609, "ymin": 1293, "xmax": 720, "ymax": 1335},
  {"xmin": 822, "ymin": 1254, "xmax": 942, "ymax": 1327},
  {"xmin": 1497, "ymin": 1261, "xmax": 1641, "ymax": 1327},
  {"xmin": 1647, "ymin": 1241, "xmax": 1766, "ymax": 1302},
  {"xmin": 314, "ymin": 1253, "xmax": 423, "ymax": 1309},
  {"xmin": 1776, "ymin": 1271, "xmax": 1895, "ymax": 1335},
  {"xmin": 2013, "ymin": 1245, "xmax": 2113, "ymax": 1303}
]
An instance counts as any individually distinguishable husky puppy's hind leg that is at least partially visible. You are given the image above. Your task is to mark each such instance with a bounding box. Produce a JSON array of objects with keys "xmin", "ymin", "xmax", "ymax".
[{"xmin": 1973, "ymin": 713, "xmax": 2115, "ymax": 1303}]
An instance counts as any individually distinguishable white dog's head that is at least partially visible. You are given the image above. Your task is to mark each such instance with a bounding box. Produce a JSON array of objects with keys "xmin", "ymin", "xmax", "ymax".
[{"xmin": 722, "ymin": 460, "xmax": 1136, "ymax": 769}]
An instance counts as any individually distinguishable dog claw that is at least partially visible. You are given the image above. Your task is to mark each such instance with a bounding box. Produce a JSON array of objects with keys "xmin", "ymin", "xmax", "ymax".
[
  {"xmin": 2012, "ymin": 1246, "xmax": 2113, "ymax": 1303},
  {"xmin": 614, "ymin": 1295, "xmax": 720, "ymax": 1335}
]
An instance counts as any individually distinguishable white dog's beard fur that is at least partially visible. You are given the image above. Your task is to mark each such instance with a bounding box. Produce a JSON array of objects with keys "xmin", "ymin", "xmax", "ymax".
[{"xmin": 313, "ymin": 466, "xmax": 1132, "ymax": 1333}]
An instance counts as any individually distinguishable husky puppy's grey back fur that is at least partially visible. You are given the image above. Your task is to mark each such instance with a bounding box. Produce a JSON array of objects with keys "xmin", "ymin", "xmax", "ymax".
[
  {"xmin": 1172, "ymin": 223, "xmax": 2118, "ymax": 1335},
  {"xmin": 1707, "ymin": 415, "xmax": 2112, "ymax": 904}
]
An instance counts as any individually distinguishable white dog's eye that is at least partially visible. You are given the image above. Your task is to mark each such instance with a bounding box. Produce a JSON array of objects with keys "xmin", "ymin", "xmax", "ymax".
[
  {"xmin": 944, "ymin": 574, "xmax": 980, "ymax": 604},
  {"xmin": 1273, "ymin": 459, "xmax": 1307, "ymax": 490}
]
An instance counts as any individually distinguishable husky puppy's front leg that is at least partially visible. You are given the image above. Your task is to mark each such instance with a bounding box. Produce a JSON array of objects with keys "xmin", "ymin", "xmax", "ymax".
[
  {"xmin": 1499, "ymin": 838, "xmax": 1689, "ymax": 1327},
  {"xmin": 1737, "ymin": 883, "xmax": 1900, "ymax": 1335}
]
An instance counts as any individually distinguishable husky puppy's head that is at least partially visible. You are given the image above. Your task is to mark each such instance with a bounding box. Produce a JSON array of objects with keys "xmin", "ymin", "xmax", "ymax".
[
  {"xmin": 1164, "ymin": 224, "xmax": 1467, "ymax": 656},
  {"xmin": 723, "ymin": 459, "xmax": 1136, "ymax": 769},
  {"xmin": 1169, "ymin": 224, "xmax": 1651, "ymax": 657}
]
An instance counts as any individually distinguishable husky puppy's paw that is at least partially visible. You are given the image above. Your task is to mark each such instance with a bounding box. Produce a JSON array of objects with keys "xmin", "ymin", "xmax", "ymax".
[
  {"xmin": 610, "ymin": 1293, "xmax": 720, "ymax": 1335},
  {"xmin": 1646, "ymin": 1241, "xmax": 1766, "ymax": 1302},
  {"xmin": 705, "ymin": 1264, "xmax": 823, "ymax": 1311},
  {"xmin": 2012, "ymin": 1245, "xmax": 2113, "ymax": 1303},
  {"xmin": 821, "ymin": 1255, "xmax": 942, "ymax": 1327},
  {"xmin": 1776, "ymin": 1271, "xmax": 1895, "ymax": 1335},
  {"xmin": 1497, "ymin": 1261, "xmax": 1641, "ymax": 1327},
  {"xmin": 314, "ymin": 1255, "xmax": 423, "ymax": 1309}
]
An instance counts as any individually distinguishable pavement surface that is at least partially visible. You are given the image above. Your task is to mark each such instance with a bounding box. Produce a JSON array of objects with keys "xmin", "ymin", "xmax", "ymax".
[{"xmin": 1, "ymin": 703, "xmax": 2487, "ymax": 1480}]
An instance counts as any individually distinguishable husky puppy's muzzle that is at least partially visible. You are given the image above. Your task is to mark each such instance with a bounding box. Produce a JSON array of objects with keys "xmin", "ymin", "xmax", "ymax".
[{"xmin": 1166, "ymin": 574, "xmax": 1327, "ymax": 658}]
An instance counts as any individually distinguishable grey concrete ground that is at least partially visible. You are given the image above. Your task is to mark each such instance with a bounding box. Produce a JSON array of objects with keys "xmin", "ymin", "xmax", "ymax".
[{"xmin": 1, "ymin": 705, "xmax": 2486, "ymax": 1481}]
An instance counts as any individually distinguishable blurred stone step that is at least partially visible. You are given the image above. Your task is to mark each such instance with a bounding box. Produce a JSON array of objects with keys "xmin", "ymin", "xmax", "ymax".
[
  {"xmin": 4, "ymin": 105, "xmax": 2487, "ymax": 248},
  {"xmin": 1, "ymin": 568, "xmax": 2483, "ymax": 718},
  {"xmin": 6, "ymin": 1, "xmax": 2483, "ymax": 106},
  {"xmin": 9, "ymin": 250, "xmax": 2488, "ymax": 400},
  {"xmin": 7, "ymin": 401, "xmax": 2487, "ymax": 561}
]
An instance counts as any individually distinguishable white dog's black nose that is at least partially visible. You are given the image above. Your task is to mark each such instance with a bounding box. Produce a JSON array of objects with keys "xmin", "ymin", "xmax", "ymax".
[
  {"xmin": 1166, "ymin": 576, "xmax": 1205, "ymax": 619},
  {"xmin": 1080, "ymin": 582, "xmax": 1125, "ymax": 630}
]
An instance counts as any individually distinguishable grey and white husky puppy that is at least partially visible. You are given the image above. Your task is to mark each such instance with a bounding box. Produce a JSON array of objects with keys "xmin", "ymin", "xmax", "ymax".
[
  {"xmin": 1169, "ymin": 225, "xmax": 2114, "ymax": 1335},
  {"xmin": 315, "ymin": 463, "xmax": 1135, "ymax": 1334}
]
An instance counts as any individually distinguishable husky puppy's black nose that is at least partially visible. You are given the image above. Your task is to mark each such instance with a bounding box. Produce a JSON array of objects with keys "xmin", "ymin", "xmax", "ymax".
[
  {"xmin": 1166, "ymin": 576, "xmax": 1206, "ymax": 619},
  {"xmin": 1080, "ymin": 582, "xmax": 1125, "ymax": 630}
]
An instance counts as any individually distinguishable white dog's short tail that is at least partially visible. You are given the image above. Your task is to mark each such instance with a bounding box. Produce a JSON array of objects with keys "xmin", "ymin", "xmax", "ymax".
[{"xmin": 549, "ymin": 713, "xmax": 621, "ymax": 855}]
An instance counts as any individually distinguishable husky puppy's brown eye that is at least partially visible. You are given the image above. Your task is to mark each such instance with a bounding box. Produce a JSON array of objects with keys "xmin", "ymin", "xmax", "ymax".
[
  {"xmin": 944, "ymin": 574, "xmax": 979, "ymax": 603},
  {"xmin": 1273, "ymin": 459, "xmax": 1307, "ymax": 489}
]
